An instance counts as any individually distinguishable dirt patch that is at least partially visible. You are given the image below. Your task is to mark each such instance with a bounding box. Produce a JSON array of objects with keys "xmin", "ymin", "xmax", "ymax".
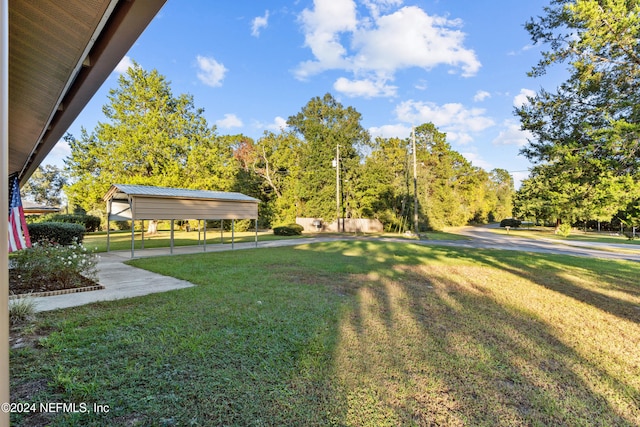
[{"xmin": 9, "ymin": 269, "xmax": 98, "ymax": 296}]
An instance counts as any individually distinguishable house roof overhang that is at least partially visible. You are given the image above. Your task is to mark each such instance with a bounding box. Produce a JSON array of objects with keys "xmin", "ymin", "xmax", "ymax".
[{"xmin": 9, "ymin": 0, "xmax": 167, "ymax": 185}]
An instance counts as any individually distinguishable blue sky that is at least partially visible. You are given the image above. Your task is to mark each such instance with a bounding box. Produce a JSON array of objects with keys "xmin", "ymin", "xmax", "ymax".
[{"xmin": 44, "ymin": 0, "xmax": 565, "ymax": 188}]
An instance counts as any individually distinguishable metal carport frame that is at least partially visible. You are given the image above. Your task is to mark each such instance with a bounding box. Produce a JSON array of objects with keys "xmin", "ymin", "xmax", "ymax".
[{"xmin": 104, "ymin": 184, "xmax": 260, "ymax": 257}]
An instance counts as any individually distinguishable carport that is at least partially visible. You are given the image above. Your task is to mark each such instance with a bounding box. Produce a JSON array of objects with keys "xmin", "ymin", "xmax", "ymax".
[{"xmin": 104, "ymin": 184, "xmax": 259, "ymax": 257}]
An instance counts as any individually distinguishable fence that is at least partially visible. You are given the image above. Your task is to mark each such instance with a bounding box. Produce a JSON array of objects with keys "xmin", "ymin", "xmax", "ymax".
[{"xmin": 296, "ymin": 217, "xmax": 383, "ymax": 233}]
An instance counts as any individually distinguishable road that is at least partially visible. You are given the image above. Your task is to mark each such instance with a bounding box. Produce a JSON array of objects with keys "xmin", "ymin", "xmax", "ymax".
[{"xmin": 415, "ymin": 224, "xmax": 640, "ymax": 262}]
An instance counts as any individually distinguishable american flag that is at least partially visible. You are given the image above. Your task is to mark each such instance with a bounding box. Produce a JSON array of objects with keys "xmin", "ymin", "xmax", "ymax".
[{"xmin": 8, "ymin": 176, "xmax": 31, "ymax": 252}]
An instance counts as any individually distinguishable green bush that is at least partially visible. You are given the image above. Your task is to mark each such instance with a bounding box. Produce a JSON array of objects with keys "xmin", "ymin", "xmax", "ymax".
[
  {"xmin": 500, "ymin": 218, "xmax": 521, "ymax": 228},
  {"xmin": 273, "ymin": 223, "xmax": 303, "ymax": 236},
  {"xmin": 557, "ymin": 223, "xmax": 572, "ymax": 237},
  {"xmin": 37, "ymin": 213, "xmax": 101, "ymax": 232},
  {"xmin": 233, "ymin": 219, "xmax": 254, "ymax": 232},
  {"xmin": 28, "ymin": 222, "xmax": 85, "ymax": 245}
]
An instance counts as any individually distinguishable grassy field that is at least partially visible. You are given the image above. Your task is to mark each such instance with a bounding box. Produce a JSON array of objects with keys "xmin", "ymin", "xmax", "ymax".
[
  {"xmin": 82, "ymin": 229, "xmax": 466, "ymax": 252},
  {"xmin": 10, "ymin": 241, "xmax": 640, "ymax": 426}
]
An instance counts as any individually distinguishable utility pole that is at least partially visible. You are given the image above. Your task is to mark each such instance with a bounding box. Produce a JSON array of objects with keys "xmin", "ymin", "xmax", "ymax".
[
  {"xmin": 334, "ymin": 144, "xmax": 341, "ymax": 232},
  {"xmin": 412, "ymin": 126, "xmax": 418, "ymax": 235}
]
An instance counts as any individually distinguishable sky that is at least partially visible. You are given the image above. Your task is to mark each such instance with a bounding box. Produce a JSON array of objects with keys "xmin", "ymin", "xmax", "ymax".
[{"xmin": 44, "ymin": 0, "xmax": 567, "ymax": 188}]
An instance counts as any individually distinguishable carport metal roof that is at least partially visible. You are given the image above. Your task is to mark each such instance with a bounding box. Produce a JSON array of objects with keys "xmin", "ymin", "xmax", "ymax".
[{"xmin": 104, "ymin": 184, "xmax": 259, "ymax": 204}]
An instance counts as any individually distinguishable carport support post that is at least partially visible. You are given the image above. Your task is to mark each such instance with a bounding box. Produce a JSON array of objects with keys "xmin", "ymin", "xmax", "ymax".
[
  {"xmin": 232, "ymin": 219, "xmax": 235, "ymax": 249},
  {"xmin": 203, "ymin": 220, "xmax": 207, "ymax": 252},
  {"xmin": 106, "ymin": 200, "xmax": 111, "ymax": 252},
  {"xmin": 255, "ymin": 218, "xmax": 258, "ymax": 247},
  {"xmin": 141, "ymin": 220, "xmax": 144, "ymax": 249},
  {"xmin": 129, "ymin": 195, "xmax": 135, "ymax": 258},
  {"xmin": 170, "ymin": 219, "xmax": 174, "ymax": 254},
  {"xmin": 220, "ymin": 219, "xmax": 224, "ymax": 244}
]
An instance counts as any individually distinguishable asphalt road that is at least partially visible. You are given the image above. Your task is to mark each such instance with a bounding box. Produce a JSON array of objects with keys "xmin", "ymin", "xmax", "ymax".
[{"xmin": 417, "ymin": 224, "xmax": 640, "ymax": 262}]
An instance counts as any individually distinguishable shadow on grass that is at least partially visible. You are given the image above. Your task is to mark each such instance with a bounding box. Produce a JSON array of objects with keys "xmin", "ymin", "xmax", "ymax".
[
  {"xmin": 297, "ymin": 241, "xmax": 639, "ymax": 425},
  {"xmin": 459, "ymin": 249, "xmax": 640, "ymax": 325}
]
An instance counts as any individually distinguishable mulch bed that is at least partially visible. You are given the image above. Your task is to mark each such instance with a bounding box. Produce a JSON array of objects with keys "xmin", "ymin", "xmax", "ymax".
[{"xmin": 9, "ymin": 269, "xmax": 100, "ymax": 296}]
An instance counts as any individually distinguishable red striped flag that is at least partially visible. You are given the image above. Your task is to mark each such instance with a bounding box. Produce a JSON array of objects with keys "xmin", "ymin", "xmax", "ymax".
[{"xmin": 8, "ymin": 176, "xmax": 31, "ymax": 252}]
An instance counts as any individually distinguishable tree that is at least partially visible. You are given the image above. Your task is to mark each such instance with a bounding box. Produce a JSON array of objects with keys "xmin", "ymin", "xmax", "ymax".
[
  {"xmin": 487, "ymin": 169, "xmax": 515, "ymax": 221},
  {"xmin": 287, "ymin": 93, "xmax": 370, "ymax": 221},
  {"xmin": 358, "ymin": 136, "xmax": 412, "ymax": 231},
  {"xmin": 518, "ymin": 0, "xmax": 640, "ymax": 176},
  {"xmin": 233, "ymin": 130, "xmax": 303, "ymax": 226},
  {"xmin": 412, "ymin": 123, "xmax": 493, "ymax": 229},
  {"xmin": 22, "ymin": 164, "xmax": 67, "ymax": 206},
  {"xmin": 65, "ymin": 62, "xmax": 233, "ymax": 215}
]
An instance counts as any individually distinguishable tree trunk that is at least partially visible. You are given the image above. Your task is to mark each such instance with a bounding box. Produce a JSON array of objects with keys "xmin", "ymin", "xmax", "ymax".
[{"xmin": 147, "ymin": 220, "xmax": 159, "ymax": 235}]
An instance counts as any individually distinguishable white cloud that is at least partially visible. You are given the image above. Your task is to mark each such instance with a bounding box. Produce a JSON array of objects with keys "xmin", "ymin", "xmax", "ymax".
[
  {"xmin": 216, "ymin": 113, "xmax": 243, "ymax": 129},
  {"xmin": 252, "ymin": 10, "xmax": 269, "ymax": 37},
  {"xmin": 492, "ymin": 119, "xmax": 532, "ymax": 147},
  {"xmin": 196, "ymin": 55, "xmax": 228, "ymax": 87},
  {"xmin": 333, "ymin": 77, "xmax": 397, "ymax": 98},
  {"xmin": 115, "ymin": 55, "xmax": 134, "ymax": 73},
  {"xmin": 460, "ymin": 151, "xmax": 493, "ymax": 170},
  {"xmin": 513, "ymin": 88, "xmax": 536, "ymax": 108},
  {"xmin": 296, "ymin": 0, "xmax": 357, "ymax": 79},
  {"xmin": 395, "ymin": 100, "xmax": 495, "ymax": 144},
  {"xmin": 265, "ymin": 116, "xmax": 288, "ymax": 132},
  {"xmin": 351, "ymin": 6, "xmax": 480, "ymax": 77},
  {"xmin": 295, "ymin": 1, "xmax": 480, "ymax": 93},
  {"xmin": 369, "ymin": 123, "xmax": 412, "ymax": 139},
  {"xmin": 362, "ymin": 0, "xmax": 403, "ymax": 20},
  {"xmin": 473, "ymin": 90, "xmax": 491, "ymax": 102}
]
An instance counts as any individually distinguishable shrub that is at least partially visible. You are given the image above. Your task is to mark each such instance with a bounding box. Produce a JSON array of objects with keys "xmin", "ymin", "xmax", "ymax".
[
  {"xmin": 557, "ymin": 223, "xmax": 572, "ymax": 237},
  {"xmin": 37, "ymin": 213, "xmax": 101, "ymax": 232},
  {"xmin": 500, "ymin": 218, "xmax": 521, "ymax": 228},
  {"xmin": 9, "ymin": 297, "xmax": 36, "ymax": 325},
  {"xmin": 273, "ymin": 223, "xmax": 303, "ymax": 236},
  {"xmin": 28, "ymin": 222, "xmax": 85, "ymax": 245},
  {"xmin": 11, "ymin": 240, "xmax": 98, "ymax": 288},
  {"xmin": 233, "ymin": 219, "xmax": 254, "ymax": 233}
]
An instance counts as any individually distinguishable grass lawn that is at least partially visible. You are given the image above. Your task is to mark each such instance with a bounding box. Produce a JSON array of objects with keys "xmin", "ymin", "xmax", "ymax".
[
  {"xmin": 10, "ymin": 241, "xmax": 640, "ymax": 426},
  {"xmin": 83, "ymin": 229, "xmax": 303, "ymax": 253},
  {"xmin": 82, "ymin": 229, "xmax": 465, "ymax": 253}
]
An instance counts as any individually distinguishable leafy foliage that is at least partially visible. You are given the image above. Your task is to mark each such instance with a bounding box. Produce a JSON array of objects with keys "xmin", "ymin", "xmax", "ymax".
[
  {"xmin": 62, "ymin": 63, "xmax": 514, "ymax": 230},
  {"xmin": 10, "ymin": 240, "xmax": 97, "ymax": 289},
  {"xmin": 32, "ymin": 213, "xmax": 101, "ymax": 232},
  {"xmin": 21, "ymin": 164, "xmax": 67, "ymax": 206},
  {"xmin": 516, "ymin": 0, "xmax": 640, "ymax": 227},
  {"xmin": 287, "ymin": 93, "xmax": 369, "ymax": 221},
  {"xmin": 65, "ymin": 62, "xmax": 233, "ymax": 213},
  {"xmin": 27, "ymin": 222, "xmax": 85, "ymax": 245},
  {"xmin": 273, "ymin": 224, "xmax": 304, "ymax": 236}
]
